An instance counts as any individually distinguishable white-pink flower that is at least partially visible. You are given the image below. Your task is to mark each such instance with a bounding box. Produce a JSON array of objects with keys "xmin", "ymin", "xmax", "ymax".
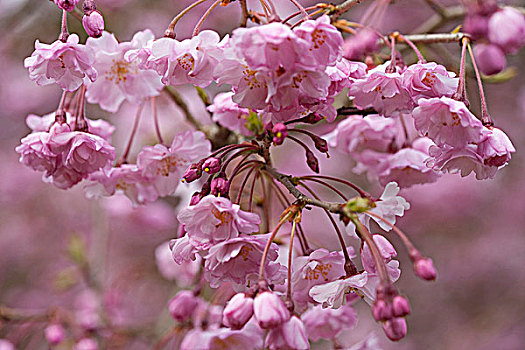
[
  {"xmin": 85, "ymin": 30, "xmax": 163, "ymax": 112},
  {"xmin": 24, "ymin": 34, "xmax": 97, "ymax": 92},
  {"xmin": 203, "ymin": 233, "xmax": 285, "ymax": 288},
  {"xmin": 177, "ymin": 195, "xmax": 261, "ymax": 250},
  {"xmin": 301, "ymin": 304, "xmax": 357, "ymax": 341},
  {"xmin": 402, "ymin": 62, "xmax": 458, "ymax": 102},
  {"xmin": 309, "ymin": 273, "xmax": 368, "ymax": 309},
  {"xmin": 207, "ymin": 92, "xmax": 254, "ymax": 136},
  {"xmin": 477, "ymin": 127, "xmax": 515, "ymax": 167}
]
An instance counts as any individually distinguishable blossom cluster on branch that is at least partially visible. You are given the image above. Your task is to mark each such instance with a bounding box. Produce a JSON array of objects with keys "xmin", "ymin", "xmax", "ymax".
[{"xmin": 6, "ymin": 0, "xmax": 523, "ymax": 348}]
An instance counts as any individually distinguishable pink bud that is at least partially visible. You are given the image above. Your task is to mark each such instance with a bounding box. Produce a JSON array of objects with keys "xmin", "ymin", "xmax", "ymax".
[
  {"xmin": 74, "ymin": 338, "xmax": 99, "ymax": 350},
  {"xmin": 413, "ymin": 257, "xmax": 437, "ymax": 281},
  {"xmin": 272, "ymin": 123, "xmax": 288, "ymax": 145},
  {"xmin": 189, "ymin": 192, "xmax": 201, "ymax": 205},
  {"xmin": 211, "ymin": 177, "xmax": 230, "ymax": 197},
  {"xmin": 313, "ymin": 136, "xmax": 328, "ymax": 153},
  {"xmin": 54, "ymin": 0, "xmax": 80, "ymax": 12},
  {"xmin": 253, "ymin": 291, "xmax": 290, "ymax": 329},
  {"xmin": 202, "ymin": 157, "xmax": 222, "ymax": 174},
  {"xmin": 488, "ymin": 7, "xmax": 525, "ymax": 54},
  {"xmin": 372, "ymin": 299, "xmax": 393, "ymax": 322},
  {"xmin": 382, "ymin": 317, "xmax": 407, "ymax": 341},
  {"xmin": 83, "ymin": 11, "xmax": 104, "ymax": 38},
  {"xmin": 168, "ymin": 290, "xmax": 199, "ymax": 322},
  {"xmin": 45, "ymin": 323, "xmax": 66, "ymax": 345},
  {"xmin": 474, "ymin": 44, "xmax": 506, "ymax": 76},
  {"xmin": 392, "ymin": 296, "xmax": 411, "ymax": 317},
  {"xmin": 183, "ymin": 164, "xmax": 202, "ymax": 183},
  {"xmin": 306, "ymin": 150, "xmax": 319, "ymax": 173},
  {"xmin": 223, "ymin": 293, "xmax": 254, "ymax": 330}
]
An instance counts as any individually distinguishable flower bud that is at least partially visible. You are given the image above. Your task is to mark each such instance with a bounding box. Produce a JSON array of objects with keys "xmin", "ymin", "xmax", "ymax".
[
  {"xmin": 168, "ymin": 290, "xmax": 199, "ymax": 322},
  {"xmin": 222, "ymin": 293, "xmax": 254, "ymax": 330},
  {"xmin": 54, "ymin": 0, "xmax": 79, "ymax": 12},
  {"xmin": 83, "ymin": 11, "xmax": 104, "ymax": 38},
  {"xmin": 211, "ymin": 177, "xmax": 230, "ymax": 197},
  {"xmin": 392, "ymin": 295, "xmax": 411, "ymax": 317},
  {"xmin": 382, "ymin": 317, "xmax": 407, "ymax": 341},
  {"xmin": 183, "ymin": 164, "xmax": 202, "ymax": 183},
  {"xmin": 413, "ymin": 257, "xmax": 437, "ymax": 281},
  {"xmin": 74, "ymin": 338, "xmax": 99, "ymax": 350},
  {"xmin": 189, "ymin": 192, "xmax": 201, "ymax": 205},
  {"xmin": 272, "ymin": 123, "xmax": 288, "ymax": 145},
  {"xmin": 313, "ymin": 136, "xmax": 328, "ymax": 153},
  {"xmin": 202, "ymin": 157, "xmax": 221, "ymax": 174},
  {"xmin": 372, "ymin": 299, "xmax": 393, "ymax": 322},
  {"xmin": 305, "ymin": 150, "xmax": 319, "ymax": 173},
  {"xmin": 488, "ymin": 7, "xmax": 525, "ymax": 54},
  {"xmin": 45, "ymin": 323, "xmax": 66, "ymax": 345},
  {"xmin": 253, "ymin": 291, "xmax": 290, "ymax": 329},
  {"xmin": 474, "ymin": 44, "xmax": 506, "ymax": 76}
]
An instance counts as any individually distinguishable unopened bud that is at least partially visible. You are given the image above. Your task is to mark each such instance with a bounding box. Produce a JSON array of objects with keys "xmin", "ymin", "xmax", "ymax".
[
  {"xmin": 305, "ymin": 150, "xmax": 319, "ymax": 173},
  {"xmin": 189, "ymin": 192, "xmax": 201, "ymax": 205},
  {"xmin": 168, "ymin": 290, "xmax": 199, "ymax": 322},
  {"xmin": 382, "ymin": 317, "xmax": 407, "ymax": 341},
  {"xmin": 253, "ymin": 291, "xmax": 290, "ymax": 329},
  {"xmin": 223, "ymin": 293, "xmax": 254, "ymax": 330},
  {"xmin": 202, "ymin": 157, "xmax": 221, "ymax": 174},
  {"xmin": 182, "ymin": 164, "xmax": 202, "ymax": 183},
  {"xmin": 83, "ymin": 11, "xmax": 104, "ymax": 38},
  {"xmin": 54, "ymin": 0, "xmax": 79, "ymax": 12},
  {"xmin": 413, "ymin": 256, "xmax": 437, "ymax": 281},
  {"xmin": 372, "ymin": 299, "xmax": 393, "ymax": 322},
  {"xmin": 312, "ymin": 136, "xmax": 328, "ymax": 153},
  {"xmin": 272, "ymin": 123, "xmax": 288, "ymax": 145},
  {"xmin": 45, "ymin": 323, "xmax": 66, "ymax": 345},
  {"xmin": 392, "ymin": 295, "xmax": 411, "ymax": 317},
  {"xmin": 211, "ymin": 177, "xmax": 230, "ymax": 197}
]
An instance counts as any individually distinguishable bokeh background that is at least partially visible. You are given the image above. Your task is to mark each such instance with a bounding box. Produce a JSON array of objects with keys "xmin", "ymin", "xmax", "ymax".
[{"xmin": 1, "ymin": 0, "xmax": 524, "ymax": 349}]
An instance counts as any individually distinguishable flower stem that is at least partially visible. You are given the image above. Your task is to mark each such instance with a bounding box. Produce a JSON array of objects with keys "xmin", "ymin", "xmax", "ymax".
[
  {"xmin": 397, "ymin": 32, "xmax": 426, "ymax": 63},
  {"xmin": 117, "ymin": 103, "xmax": 144, "ymax": 166},
  {"xmin": 288, "ymin": 0, "xmax": 309, "ymax": 19},
  {"xmin": 466, "ymin": 42, "xmax": 493, "ymax": 126},
  {"xmin": 150, "ymin": 97, "xmax": 164, "ymax": 145},
  {"xmin": 454, "ymin": 37, "xmax": 469, "ymax": 104},
  {"xmin": 165, "ymin": 0, "xmax": 209, "ymax": 38},
  {"xmin": 259, "ymin": 210, "xmax": 295, "ymax": 279},
  {"xmin": 286, "ymin": 218, "xmax": 298, "ymax": 299},
  {"xmin": 193, "ymin": 0, "xmax": 223, "ymax": 37},
  {"xmin": 59, "ymin": 9, "xmax": 69, "ymax": 42}
]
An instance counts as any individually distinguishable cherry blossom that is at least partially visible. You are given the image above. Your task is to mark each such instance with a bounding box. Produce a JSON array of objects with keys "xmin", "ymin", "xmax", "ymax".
[{"xmin": 24, "ymin": 34, "xmax": 97, "ymax": 92}]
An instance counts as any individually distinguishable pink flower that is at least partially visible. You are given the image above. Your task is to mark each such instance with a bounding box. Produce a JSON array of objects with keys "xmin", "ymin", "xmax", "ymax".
[
  {"xmin": 342, "ymin": 29, "xmax": 378, "ymax": 60},
  {"xmin": 477, "ymin": 127, "xmax": 515, "ymax": 167},
  {"xmin": 413, "ymin": 97, "xmax": 484, "ymax": 148},
  {"xmin": 223, "ymin": 293, "xmax": 254, "ymax": 330},
  {"xmin": 402, "ymin": 62, "xmax": 458, "ymax": 102},
  {"xmin": 253, "ymin": 291, "xmax": 290, "ymax": 329},
  {"xmin": 301, "ymin": 304, "xmax": 357, "ymax": 341},
  {"xmin": 208, "ymin": 92, "xmax": 254, "ymax": 136},
  {"xmin": 146, "ymin": 30, "xmax": 223, "ymax": 87},
  {"xmin": 427, "ymin": 144, "xmax": 498, "ymax": 180},
  {"xmin": 137, "ymin": 130, "xmax": 211, "ymax": 197},
  {"xmin": 326, "ymin": 59, "xmax": 367, "ymax": 96},
  {"xmin": 204, "ymin": 234, "xmax": 284, "ymax": 288},
  {"xmin": 488, "ymin": 7, "xmax": 525, "ymax": 54},
  {"xmin": 84, "ymin": 164, "xmax": 159, "ymax": 205},
  {"xmin": 291, "ymin": 248, "xmax": 347, "ymax": 308},
  {"xmin": 56, "ymin": 132, "xmax": 115, "ymax": 174},
  {"xmin": 85, "ymin": 30, "xmax": 163, "ymax": 112},
  {"xmin": 155, "ymin": 241, "xmax": 200, "ymax": 285},
  {"xmin": 168, "ymin": 290, "xmax": 199, "ymax": 322},
  {"xmin": 74, "ymin": 338, "xmax": 99, "ymax": 350},
  {"xmin": 180, "ymin": 322, "xmax": 263, "ymax": 350},
  {"xmin": 309, "ymin": 273, "xmax": 368, "ymax": 309},
  {"xmin": 265, "ymin": 315, "xmax": 309, "ymax": 350},
  {"xmin": 294, "ymin": 15, "xmax": 343, "ymax": 68},
  {"xmin": 178, "ymin": 196, "xmax": 261, "ymax": 249},
  {"xmin": 382, "ymin": 317, "xmax": 407, "ymax": 341},
  {"xmin": 361, "ymin": 234, "xmax": 397, "ymax": 274},
  {"xmin": 376, "ymin": 138, "xmax": 440, "ymax": 188},
  {"xmin": 24, "ymin": 34, "xmax": 97, "ymax": 92},
  {"xmin": 350, "ymin": 62, "xmax": 414, "ymax": 115}
]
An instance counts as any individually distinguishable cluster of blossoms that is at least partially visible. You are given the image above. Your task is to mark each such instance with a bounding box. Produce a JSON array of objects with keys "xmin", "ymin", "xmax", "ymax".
[
  {"xmin": 464, "ymin": 4, "xmax": 525, "ymax": 75},
  {"xmin": 12, "ymin": 0, "xmax": 521, "ymax": 348}
]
